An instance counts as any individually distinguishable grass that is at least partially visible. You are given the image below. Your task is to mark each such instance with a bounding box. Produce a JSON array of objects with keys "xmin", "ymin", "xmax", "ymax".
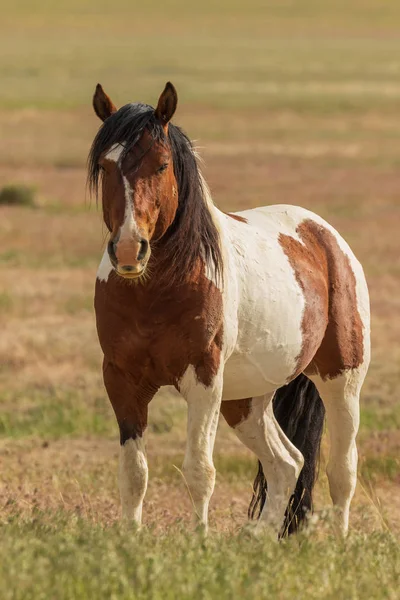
[
  {"xmin": 0, "ymin": 384, "xmax": 185, "ymax": 441},
  {"xmin": 0, "ymin": 513, "xmax": 399, "ymax": 600},
  {"xmin": 360, "ymin": 457, "xmax": 400, "ymax": 483},
  {"xmin": 0, "ymin": 291, "xmax": 13, "ymax": 311},
  {"xmin": 0, "ymin": 387, "xmax": 114, "ymax": 440},
  {"xmin": 360, "ymin": 405, "xmax": 400, "ymax": 432},
  {"xmin": 0, "ymin": 184, "xmax": 35, "ymax": 206}
]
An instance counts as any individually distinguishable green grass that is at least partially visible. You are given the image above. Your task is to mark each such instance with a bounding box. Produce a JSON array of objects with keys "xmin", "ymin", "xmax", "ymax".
[
  {"xmin": 0, "ymin": 291, "xmax": 13, "ymax": 311},
  {"xmin": 0, "ymin": 513, "xmax": 399, "ymax": 600},
  {"xmin": 360, "ymin": 405, "xmax": 400, "ymax": 432},
  {"xmin": 0, "ymin": 387, "xmax": 114, "ymax": 440},
  {"xmin": 148, "ymin": 453, "xmax": 256, "ymax": 483},
  {"xmin": 0, "ymin": 385, "xmax": 185, "ymax": 440},
  {"xmin": 214, "ymin": 454, "xmax": 255, "ymax": 482},
  {"xmin": 0, "ymin": 184, "xmax": 36, "ymax": 206},
  {"xmin": 360, "ymin": 457, "xmax": 400, "ymax": 483}
]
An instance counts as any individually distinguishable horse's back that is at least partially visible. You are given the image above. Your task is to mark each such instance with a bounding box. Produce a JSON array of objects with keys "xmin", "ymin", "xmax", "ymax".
[{"xmin": 219, "ymin": 204, "xmax": 370, "ymax": 399}]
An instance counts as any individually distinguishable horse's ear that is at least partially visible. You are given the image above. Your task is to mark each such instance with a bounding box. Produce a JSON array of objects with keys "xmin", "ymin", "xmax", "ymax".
[
  {"xmin": 93, "ymin": 83, "xmax": 118, "ymax": 122},
  {"xmin": 155, "ymin": 82, "xmax": 178, "ymax": 127}
]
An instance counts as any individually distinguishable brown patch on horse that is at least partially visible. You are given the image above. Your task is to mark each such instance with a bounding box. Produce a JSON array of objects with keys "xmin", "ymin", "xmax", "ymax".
[
  {"xmin": 95, "ymin": 258, "xmax": 223, "ymax": 441},
  {"xmin": 279, "ymin": 219, "xmax": 364, "ymax": 380},
  {"xmin": 220, "ymin": 398, "xmax": 252, "ymax": 428},
  {"xmin": 195, "ymin": 323, "xmax": 224, "ymax": 388},
  {"xmin": 225, "ymin": 213, "xmax": 248, "ymax": 224}
]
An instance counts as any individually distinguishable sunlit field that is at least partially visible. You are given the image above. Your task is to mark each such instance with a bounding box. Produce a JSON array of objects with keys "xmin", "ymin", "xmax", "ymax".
[{"xmin": 1, "ymin": 1, "xmax": 399, "ymax": 598}]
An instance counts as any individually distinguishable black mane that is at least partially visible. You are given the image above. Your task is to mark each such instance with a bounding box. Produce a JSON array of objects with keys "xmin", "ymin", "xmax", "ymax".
[{"xmin": 88, "ymin": 103, "xmax": 223, "ymax": 287}]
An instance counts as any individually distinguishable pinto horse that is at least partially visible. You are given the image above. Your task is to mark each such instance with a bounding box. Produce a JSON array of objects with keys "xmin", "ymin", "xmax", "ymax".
[{"xmin": 89, "ymin": 82, "xmax": 370, "ymax": 537}]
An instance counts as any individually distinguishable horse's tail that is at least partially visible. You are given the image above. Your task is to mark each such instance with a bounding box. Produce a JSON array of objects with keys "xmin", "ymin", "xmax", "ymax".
[{"xmin": 248, "ymin": 373, "xmax": 325, "ymax": 535}]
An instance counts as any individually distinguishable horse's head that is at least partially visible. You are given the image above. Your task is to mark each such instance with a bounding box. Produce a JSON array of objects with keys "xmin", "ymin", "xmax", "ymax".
[{"xmin": 90, "ymin": 82, "xmax": 179, "ymax": 280}]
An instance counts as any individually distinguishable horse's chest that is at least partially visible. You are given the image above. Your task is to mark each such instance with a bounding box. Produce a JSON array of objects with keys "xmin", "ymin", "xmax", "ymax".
[{"xmin": 95, "ymin": 275, "xmax": 223, "ymax": 386}]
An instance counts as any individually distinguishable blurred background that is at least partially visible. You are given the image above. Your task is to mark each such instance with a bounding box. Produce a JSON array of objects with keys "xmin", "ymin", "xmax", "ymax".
[{"xmin": 1, "ymin": 0, "xmax": 399, "ymax": 537}]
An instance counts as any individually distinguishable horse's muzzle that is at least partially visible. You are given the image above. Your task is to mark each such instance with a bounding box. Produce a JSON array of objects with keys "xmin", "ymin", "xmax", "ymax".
[{"xmin": 108, "ymin": 237, "xmax": 150, "ymax": 278}]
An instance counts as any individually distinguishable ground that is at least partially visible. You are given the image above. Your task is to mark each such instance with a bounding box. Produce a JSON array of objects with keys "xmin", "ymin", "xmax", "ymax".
[{"xmin": 0, "ymin": 1, "xmax": 399, "ymax": 598}]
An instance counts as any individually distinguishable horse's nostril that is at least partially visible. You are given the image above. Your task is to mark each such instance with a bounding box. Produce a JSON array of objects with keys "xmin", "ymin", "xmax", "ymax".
[
  {"xmin": 107, "ymin": 240, "xmax": 117, "ymax": 263},
  {"xmin": 137, "ymin": 238, "xmax": 149, "ymax": 261}
]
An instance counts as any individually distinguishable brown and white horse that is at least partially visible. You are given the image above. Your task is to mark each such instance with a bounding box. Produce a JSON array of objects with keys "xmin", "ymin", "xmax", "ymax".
[{"xmin": 89, "ymin": 82, "xmax": 370, "ymax": 537}]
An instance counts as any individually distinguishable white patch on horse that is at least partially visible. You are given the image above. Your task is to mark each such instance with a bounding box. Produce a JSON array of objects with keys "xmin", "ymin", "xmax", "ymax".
[
  {"xmin": 105, "ymin": 143, "xmax": 124, "ymax": 163},
  {"xmin": 120, "ymin": 175, "xmax": 141, "ymax": 238},
  {"xmin": 210, "ymin": 205, "xmax": 307, "ymax": 398},
  {"xmin": 97, "ymin": 248, "xmax": 113, "ymax": 282},
  {"xmin": 196, "ymin": 172, "xmax": 223, "ymax": 290},
  {"xmin": 119, "ymin": 436, "xmax": 148, "ymax": 524},
  {"xmin": 198, "ymin": 172, "xmax": 216, "ymax": 212},
  {"xmin": 179, "ymin": 364, "xmax": 223, "ymax": 528},
  {"xmin": 105, "ymin": 142, "xmax": 141, "ymax": 239},
  {"xmin": 203, "ymin": 254, "xmax": 220, "ymax": 289}
]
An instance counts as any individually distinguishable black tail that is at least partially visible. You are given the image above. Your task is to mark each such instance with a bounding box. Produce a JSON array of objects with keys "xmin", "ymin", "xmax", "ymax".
[{"xmin": 248, "ymin": 374, "xmax": 325, "ymax": 536}]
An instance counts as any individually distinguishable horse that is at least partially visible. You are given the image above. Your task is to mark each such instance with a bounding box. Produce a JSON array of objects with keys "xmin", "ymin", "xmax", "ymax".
[{"xmin": 88, "ymin": 82, "xmax": 370, "ymax": 537}]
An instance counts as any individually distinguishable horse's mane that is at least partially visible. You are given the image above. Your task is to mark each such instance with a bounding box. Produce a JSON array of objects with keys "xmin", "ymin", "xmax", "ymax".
[{"xmin": 88, "ymin": 103, "xmax": 222, "ymax": 287}]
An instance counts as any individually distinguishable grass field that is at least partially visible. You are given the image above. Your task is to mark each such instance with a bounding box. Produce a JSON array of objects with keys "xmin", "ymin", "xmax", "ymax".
[{"xmin": 1, "ymin": 1, "xmax": 400, "ymax": 597}]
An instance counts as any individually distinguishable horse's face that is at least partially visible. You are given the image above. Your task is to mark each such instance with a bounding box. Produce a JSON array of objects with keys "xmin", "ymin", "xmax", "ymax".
[
  {"xmin": 99, "ymin": 129, "xmax": 178, "ymax": 279},
  {"xmin": 93, "ymin": 83, "xmax": 178, "ymax": 280}
]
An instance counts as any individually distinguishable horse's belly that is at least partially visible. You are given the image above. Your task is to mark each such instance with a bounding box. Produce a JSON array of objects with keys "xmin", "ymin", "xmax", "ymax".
[
  {"xmin": 222, "ymin": 354, "xmax": 278, "ymax": 400},
  {"xmin": 222, "ymin": 343, "xmax": 299, "ymax": 400}
]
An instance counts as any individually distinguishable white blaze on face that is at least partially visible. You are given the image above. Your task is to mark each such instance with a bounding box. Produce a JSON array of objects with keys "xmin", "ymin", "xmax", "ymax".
[
  {"xmin": 121, "ymin": 175, "xmax": 140, "ymax": 238},
  {"xmin": 105, "ymin": 143, "xmax": 124, "ymax": 163},
  {"xmin": 104, "ymin": 142, "xmax": 140, "ymax": 239}
]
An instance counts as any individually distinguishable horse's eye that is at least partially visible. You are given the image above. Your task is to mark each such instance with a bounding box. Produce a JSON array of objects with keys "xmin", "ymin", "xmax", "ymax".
[{"xmin": 157, "ymin": 163, "xmax": 168, "ymax": 174}]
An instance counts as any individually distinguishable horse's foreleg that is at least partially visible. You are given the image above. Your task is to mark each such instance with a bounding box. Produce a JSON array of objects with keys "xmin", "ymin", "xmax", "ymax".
[
  {"xmin": 118, "ymin": 435, "xmax": 147, "ymax": 524},
  {"xmin": 103, "ymin": 360, "xmax": 157, "ymax": 526},
  {"xmin": 179, "ymin": 365, "xmax": 223, "ymax": 530}
]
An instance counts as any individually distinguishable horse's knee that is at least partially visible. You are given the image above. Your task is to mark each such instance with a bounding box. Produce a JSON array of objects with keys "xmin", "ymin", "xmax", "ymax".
[{"xmin": 182, "ymin": 457, "xmax": 216, "ymax": 502}]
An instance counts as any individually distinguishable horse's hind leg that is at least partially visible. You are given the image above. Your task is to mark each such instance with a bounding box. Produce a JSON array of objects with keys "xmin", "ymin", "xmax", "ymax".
[
  {"xmin": 221, "ymin": 394, "xmax": 304, "ymax": 536},
  {"xmin": 310, "ymin": 367, "xmax": 366, "ymax": 536}
]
